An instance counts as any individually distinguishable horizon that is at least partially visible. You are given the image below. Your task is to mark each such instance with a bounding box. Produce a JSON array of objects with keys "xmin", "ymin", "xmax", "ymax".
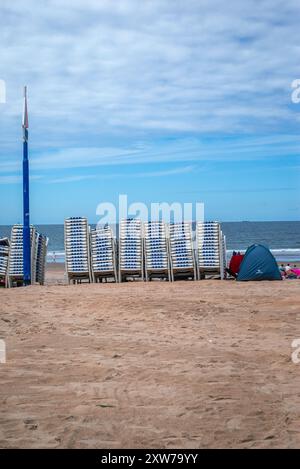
[{"xmin": 1, "ymin": 220, "xmax": 300, "ymax": 227}]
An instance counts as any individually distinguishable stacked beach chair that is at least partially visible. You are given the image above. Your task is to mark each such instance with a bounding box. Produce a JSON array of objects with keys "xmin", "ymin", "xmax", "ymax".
[
  {"xmin": 221, "ymin": 232, "xmax": 227, "ymax": 276},
  {"xmin": 196, "ymin": 221, "xmax": 226, "ymax": 279},
  {"xmin": 90, "ymin": 226, "xmax": 117, "ymax": 282},
  {"xmin": 7, "ymin": 225, "xmax": 37, "ymax": 287},
  {"xmin": 62, "ymin": 216, "xmax": 229, "ymax": 285},
  {"xmin": 35, "ymin": 233, "xmax": 48, "ymax": 285},
  {"xmin": 119, "ymin": 218, "xmax": 144, "ymax": 282},
  {"xmin": 144, "ymin": 221, "xmax": 171, "ymax": 281},
  {"xmin": 169, "ymin": 222, "xmax": 196, "ymax": 281},
  {"xmin": 64, "ymin": 217, "xmax": 92, "ymax": 284},
  {"xmin": 0, "ymin": 238, "xmax": 10, "ymax": 287}
]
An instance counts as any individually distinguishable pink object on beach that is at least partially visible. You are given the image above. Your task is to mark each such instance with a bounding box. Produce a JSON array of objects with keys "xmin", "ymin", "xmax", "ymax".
[{"xmin": 291, "ymin": 269, "xmax": 300, "ymax": 276}]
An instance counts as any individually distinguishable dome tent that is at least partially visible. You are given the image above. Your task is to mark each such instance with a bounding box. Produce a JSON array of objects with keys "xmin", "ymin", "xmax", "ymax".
[{"xmin": 237, "ymin": 244, "xmax": 281, "ymax": 281}]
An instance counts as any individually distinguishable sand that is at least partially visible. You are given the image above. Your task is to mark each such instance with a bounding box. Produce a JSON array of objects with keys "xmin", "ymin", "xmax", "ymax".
[{"xmin": 0, "ymin": 264, "xmax": 300, "ymax": 448}]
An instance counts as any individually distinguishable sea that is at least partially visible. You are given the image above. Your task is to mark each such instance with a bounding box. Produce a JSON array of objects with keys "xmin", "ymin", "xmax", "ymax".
[{"xmin": 0, "ymin": 221, "xmax": 299, "ymax": 264}]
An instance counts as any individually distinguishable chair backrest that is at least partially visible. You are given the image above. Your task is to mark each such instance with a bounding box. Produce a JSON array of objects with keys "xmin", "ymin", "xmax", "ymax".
[
  {"xmin": 197, "ymin": 221, "xmax": 225, "ymax": 278},
  {"xmin": 64, "ymin": 217, "xmax": 91, "ymax": 281},
  {"xmin": 8, "ymin": 225, "xmax": 37, "ymax": 285},
  {"xmin": 35, "ymin": 233, "xmax": 48, "ymax": 285},
  {"xmin": 168, "ymin": 222, "xmax": 196, "ymax": 279},
  {"xmin": 90, "ymin": 226, "xmax": 117, "ymax": 280},
  {"xmin": 144, "ymin": 221, "xmax": 170, "ymax": 275},
  {"xmin": 0, "ymin": 238, "xmax": 10, "ymax": 283},
  {"xmin": 119, "ymin": 219, "xmax": 143, "ymax": 280}
]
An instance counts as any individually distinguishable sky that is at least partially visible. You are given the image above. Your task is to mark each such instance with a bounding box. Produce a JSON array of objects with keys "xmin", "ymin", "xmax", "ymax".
[{"xmin": 0, "ymin": 0, "xmax": 300, "ymax": 224}]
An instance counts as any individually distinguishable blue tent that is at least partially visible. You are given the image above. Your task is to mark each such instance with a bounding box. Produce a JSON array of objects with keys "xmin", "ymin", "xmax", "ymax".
[{"xmin": 237, "ymin": 244, "xmax": 282, "ymax": 281}]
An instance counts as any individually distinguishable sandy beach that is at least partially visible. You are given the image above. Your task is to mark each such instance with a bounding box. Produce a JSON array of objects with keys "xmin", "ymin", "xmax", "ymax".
[{"xmin": 0, "ymin": 264, "xmax": 300, "ymax": 449}]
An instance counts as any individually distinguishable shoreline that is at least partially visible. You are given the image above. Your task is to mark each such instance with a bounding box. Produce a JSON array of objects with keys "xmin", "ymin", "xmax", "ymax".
[{"xmin": 46, "ymin": 250, "xmax": 300, "ymax": 265}]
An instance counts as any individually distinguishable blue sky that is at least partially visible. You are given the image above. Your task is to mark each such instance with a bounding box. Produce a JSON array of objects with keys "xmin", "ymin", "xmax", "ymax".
[{"xmin": 0, "ymin": 0, "xmax": 299, "ymax": 224}]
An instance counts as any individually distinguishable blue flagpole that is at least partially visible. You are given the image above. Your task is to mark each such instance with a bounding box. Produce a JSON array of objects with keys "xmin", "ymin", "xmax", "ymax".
[{"xmin": 23, "ymin": 86, "xmax": 31, "ymax": 285}]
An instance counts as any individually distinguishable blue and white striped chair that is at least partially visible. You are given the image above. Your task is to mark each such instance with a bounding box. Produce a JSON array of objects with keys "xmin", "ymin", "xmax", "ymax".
[
  {"xmin": 196, "ymin": 221, "xmax": 226, "ymax": 279},
  {"xmin": 7, "ymin": 224, "xmax": 37, "ymax": 287},
  {"xmin": 0, "ymin": 238, "xmax": 10, "ymax": 287},
  {"xmin": 119, "ymin": 218, "xmax": 144, "ymax": 282},
  {"xmin": 221, "ymin": 231, "xmax": 227, "ymax": 276},
  {"xmin": 169, "ymin": 222, "xmax": 196, "ymax": 281},
  {"xmin": 64, "ymin": 217, "xmax": 92, "ymax": 284},
  {"xmin": 90, "ymin": 225, "xmax": 117, "ymax": 283},
  {"xmin": 35, "ymin": 233, "xmax": 48, "ymax": 285},
  {"xmin": 144, "ymin": 221, "xmax": 171, "ymax": 281}
]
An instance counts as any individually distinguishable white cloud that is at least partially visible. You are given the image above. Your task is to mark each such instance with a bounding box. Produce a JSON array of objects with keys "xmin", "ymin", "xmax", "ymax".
[
  {"xmin": 25, "ymin": 135, "xmax": 300, "ymax": 170},
  {"xmin": 0, "ymin": 0, "xmax": 300, "ymax": 172},
  {"xmin": 0, "ymin": 174, "xmax": 41, "ymax": 184},
  {"xmin": 1, "ymin": 1, "xmax": 300, "ymax": 125},
  {"xmin": 49, "ymin": 174, "xmax": 97, "ymax": 183},
  {"xmin": 0, "ymin": 132, "xmax": 300, "ymax": 175},
  {"xmin": 133, "ymin": 165, "xmax": 197, "ymax": 178},
  {"xmin": 48, "ymin": 164, "xmax": 196, "ymax": 183},
  {"xmin": 0, "ymin": 79, "xmax": 6, "ymax": 103}
]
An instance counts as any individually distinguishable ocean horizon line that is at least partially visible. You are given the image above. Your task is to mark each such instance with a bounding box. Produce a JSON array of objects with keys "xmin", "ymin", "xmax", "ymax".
[{"xmin": 1, "ymin": 220, "xmax": 300, "ymax": 227}]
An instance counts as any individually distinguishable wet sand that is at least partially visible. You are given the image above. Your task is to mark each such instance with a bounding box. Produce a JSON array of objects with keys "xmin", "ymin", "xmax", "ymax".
[{"xmin": 0, "ymin": 265, "xmax": 300, "ymax": 448}]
